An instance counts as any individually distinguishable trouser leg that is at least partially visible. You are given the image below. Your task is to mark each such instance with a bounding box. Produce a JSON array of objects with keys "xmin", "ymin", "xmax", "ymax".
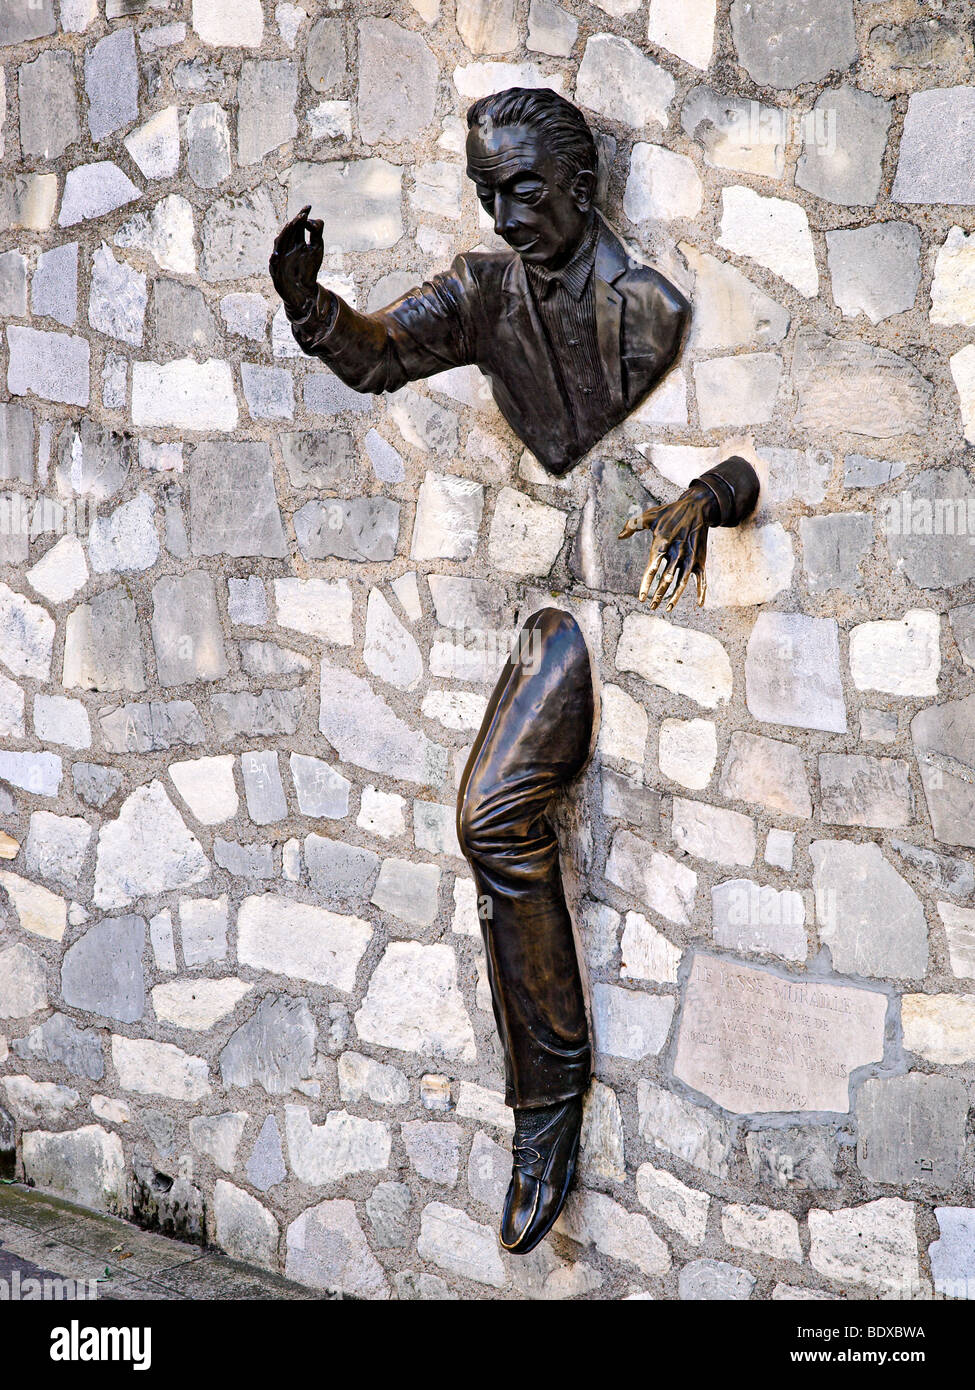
[{"xmin": 456, "ymin": 607, "xmax": 594, "ymax": 1109}]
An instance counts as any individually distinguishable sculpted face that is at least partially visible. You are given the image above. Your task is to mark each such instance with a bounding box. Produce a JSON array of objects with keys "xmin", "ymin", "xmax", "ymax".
[{"xmin": 465, "ymin": 122, "xmax": 595, "ymax": 271}]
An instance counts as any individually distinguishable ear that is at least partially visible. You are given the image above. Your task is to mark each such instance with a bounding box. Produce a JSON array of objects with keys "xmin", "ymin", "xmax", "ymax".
[{"xmin": 571, "ymin": 168, "xmax": 597, "ymax": 211}]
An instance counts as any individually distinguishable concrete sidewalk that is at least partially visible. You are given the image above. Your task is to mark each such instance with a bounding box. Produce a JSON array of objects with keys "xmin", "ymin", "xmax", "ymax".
[{"xmin": 0, "ymin": 1182, "xmax": 328, "ymax": 1301}]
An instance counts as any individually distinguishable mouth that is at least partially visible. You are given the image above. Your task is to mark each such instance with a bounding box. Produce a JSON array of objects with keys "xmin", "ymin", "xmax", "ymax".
[{"xmin": 508, "ymin": 235, "xmax": 540, "ymax": 255}]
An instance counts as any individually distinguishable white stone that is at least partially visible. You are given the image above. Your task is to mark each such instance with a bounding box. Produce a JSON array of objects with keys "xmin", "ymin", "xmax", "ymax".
[
  {"xmin": 391, "ymin": 572, "xmax": 422, "ymax": 622},
  {"xmin": 901, "ymin": 994, "xmax": 975, "ymax": 1065},
  {"xmin": 556, "ymin": 1190, "xmax": 671, "ymax": 1278},
  {"xmin": 950, "ymin": 344, "xmax": 975, "ymax": 445},
  {"xmin": 27, "ymin": 535, "xmax": 88, "ymax": 604},
  {"xmin": 617, "ymin": 614, "xmax": 732, "ymax": 708},
  {"xmin": 576, "ymin": 34, "xmax": 674, "ymax": 130},
  {"xmin": 849, "ymin": 610, "xmax": 941, "ymax": 697},
  {"xmin": 605, "ymin": 830, "xmax": 697, "ymax": 926},
  {"xmin": 712, "ymin": 878, "xmax": 807, "ymax": 963},
  {"xmin": 765, "ymin": 829, "xmax": 795, "ymax": 871},
  {"xmin": 579, "ymin": 1080, "xmax": 626, "ymax": 1182},
  {"xmin": 169, "ymin": 755, "xmax": 239, "ymax": 825},
  {"xmin": 214, "ymin": 1181, "xmax": 278, "ymax": 1270},
  {"xmin": 624, "ymin": 143, "xmax": 703, "ymax": 223},
  {"xmin": 0, "ymin": 868, "xmax": 66, "ymax": 943},
  {"xmin": 111, "ymin": 1035, "xmax": 211, "ymax": 1101},
  {"xmin": 338, "ymin": 1052, "xmax": 409, "ymax": 1106},
  {"xmin": 308, "ymin": 101, "xmax": 352, "ymax": 140},
  {"xmin": 0, "ymin": 943, "xmax": 47, "ymax": 1018},
  {"xmin": 620, "ymin": 911, "xmax": 681, "ymax": 984},
  {"xmin": 93, "ymin": 781, "xmax": 209, "ymax": 910},
  {"xmin": 647, "ymin": 0, "xmax": 716, "ymax": 69},
  {"xmin": 411, "ymin": 471, "xmax": 484, "ymax": 561},
  {"xmin": 0, "ymin": 751, "xmax": 61, "ymax": 797},
  {"xmin": 357, "ymin": 786, "xmax": 406, "ymax": 840},
  {"xmin": 115, "ymin": 195, "xmax": 197, "ymax": 275},
  {"xmin": 637, "ymin": 1081, "xmax": 733, "ymax": 1178},
  {"xmin": 91, "ymin": 1095, "xmax": 130, "ymax": 1124},
  {"xmin": 597, "ymin": 684, "xmax": 648, "ymax": 767},
  {"xmin": 681, "ymin": 246, "xmax": 790, "ymax": 352},
  {"xmin": 285, "ymin": 1106, "xmax": 391, "ymax": 1185},
  {"xmin": 273, "ymin": 577, "xmax": 354, "ymax": 646},
  {"xmin": 152, "ymin": 978, "xmax": 253, "ymax": 1030},
  {"xmin": 0, "ymin": 674, "xmax": 24, "ymax": 738},
  {"xmin": 808, "ymin": 1199, "xmax": 919, "ymax": 1295},
  {"xmin": 452, "ymin": 62, "xmax": 565, "ymax": 102},
  {"xmin": 2, "ymin": 1075, "xmax": 79, "ymax": 1124},
  {"xmin": 704, "ymin": 522, "xmax": 795, "ymax": 609},
  {"xmin": 719, "ymin": 186, "xmax": 819, "ymax": 297},
  {"xmin": 286, "ymin": 1199, "xmax": 389, "ymax": 1299},
  {"xmin": 355, "ymin": 942, "xmax": 477, "ymax": 1062},
  {"xmin": 88, "ymin": 491, "xmax": 158, "ymax": 573},
  {"xmin": 421, "ymin": 689, "xmax": 488, "ymax": 732},
  {"xmin": 60, "ymin": 0, "xmax": 98, "ymax": 31},
  {"xmin": 635, "ymin": 1162, "xmax": 710, "ymax": 1244},
  {"xmin": 7, "ymin": 326, "xmax": 89, "ymax": 406},
  {"xmin": 930, "ymin": 226, "xmax": 975, "ymax": 327},
  {"xmin": 364, "ymin": 589, "xmax": 422, "ymax": 690},
  {"xmin": 722, "ymin": 1203, "xmax": 802, "ymax": 1264},
  {"xmin": 672, "ymin": 797, "xmax": 756, "ymax": 868},
  {"xmin": 695, "ymin": 354, "xmax": 782, "ymax": 431},
  {"xmin": 417, "ymin": 1203, "xmax": 505, "ymax": 1288},
  {"xmin": 124, "ymin": 107, "xmax": 180, "ymax": 182},
  {"xmin": 658, "ymin": 718, "xmax": 716, "ymax": 790},
  {"xmin": 59, "ymin": 163, "xmax": 140, "ymax": 227},
  {"xmin": 21, "ymin": 1126, "xmax": 125, "ymax": 1213},
  {"xmin": 192, "ymin": 0, "xmax": 263, "ymax": 46},
  {"xmin": 593, "ymin": 982, "xmax": 674, "ymax": 1060},
  {"xmin": 132, "ymin": 358, "xmax": 238, "ymax": 432},
  {"xmin": 939, "ymin": 903, "xmax": 975, "ymax": 980},
  {"xmin": 237, "ymin": 894, "xmax": 372, "ymax": 993},
  {"xmin": 188, "ymin": 1111, "xmax": 246, "ymax": 1171}
]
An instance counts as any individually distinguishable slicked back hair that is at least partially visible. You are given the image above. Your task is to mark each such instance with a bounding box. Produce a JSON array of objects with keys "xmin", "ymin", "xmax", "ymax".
[{"xmin": 466, "ymin": 87, "xmax": 597, "ymax": 188}]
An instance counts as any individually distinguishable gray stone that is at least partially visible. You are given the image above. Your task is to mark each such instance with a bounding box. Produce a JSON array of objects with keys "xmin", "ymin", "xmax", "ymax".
[
  {"xmin": 800, "ymin": 513, "xmax": 873, "ymax": 592},
  {"xmin": 180, "ymin": 896, "xmax": 228, "ymax": 967},
  {"xmin": 85, "ymin": 28, "xmax": 138, "ymax": 144},
  {"xmin": 367, "ymin": 1182, "xmax": 412, "ymax": 1247},
  {"xmin": 745, "ymin": 1127, "xmax": 839, "ymax": 1190},
  {"xmin": 527, "ymin": 0, "xmax": 577, "ymax": 57},
  {"xmin": 417, "ymin": 1202, "xmax": 504, "ymax": 1288},
  {"xmin": 0, "ymin": 0, "xmax": 55, "ymax": 45},
  {"xmin": 242, "ymin": 364, "xmax": 294, "ymax": 420},
  {"xmin": 402, "ymin": 1121, "xmax": 461, "ymax": 1185},
  {"xmin": 0, "ymin": 252, "xmax": 28, "ymax": 319},
  {"xmin": 228, "ymin": 577, "xmax": 267, "ymax": 625},
  {"xmin": 214, "ymin": 1183, "xmax": 279, "ymax": 1269},
  {"xmin": 55, "ymin": 418, "xmax": 131, "ymax": 500},
  {"xmin": 88, "ymin": 491, "xmax": 158, "ymax": 573},
  {"xmin": 0, "ymin": 583, "xmax": 50, "ymax": 683},
  {"xmin": 319, "ymin": 659, "xmax": 446, "ymax": 785},
  {"xmin": 279, "ymin": 431, "xmax": 353, "ymax": 489},
  {"xmin": 12, "ymin": 1012, "xmax": 104, "ymax": 1081},
  {"xmin": 151, "ymin": 572, "xmax": 228, "ymax": 687},
  {"xmin": 61, "ymin": 914, "xmax": 146, "ymax": 1024},
  {"xmin": 189, "ymin": 441, "xmax": 287, "ymax": 558},
  {"xmin": 601, "ymin": 771, "xmax": 661, "ymax": 832},
  {"xmin": 890, "ymin": 838, "xmax": 975, "ymax": 901},
  {"xmin": 730, "ymin": 0, "xmax": 857, "ymax": 90},
  {"xmin": 73, "ymin": 764, "xmax": 123, "ymax": 810},
  {"xmin": 745, "ymin": 612, "xmax": 846, "ymax": 734},
  {"xmin": 201, "ymin": 185, "xmax": 280, "ymax": 282},
  {"xmin": 576, "ymin": 33, "xmax": 674, "ymax": 130},
  {"xmin": 289, "ymin": 755, "xmax": 350, "ymax": 820},
  {"xmin": 305, "ymin": 836, "xmax": 380, "ymax": 902},
  {"xmin": 592, "ymin": 983, "xmax": 674, "ymax": 1060},
  {"xmin": 93, "ymin": 780, "xmax": 209, "ymax": 911},
  {"xmin": 89, "ymin": 242, "xmax": 147, "ymax": 347},
  {"xmin": 19, "ymin": 51, "xmax": 80, "ymax": 160},
  {"xmin": 856, "ymin": 1073, "xmax": 967, "ymax": 1189},
  {"xmin": 294, "ymin": 498, "xmax": 401, "ymax": 564},
  {"xmin": 24, "ymin": 811, "xmax": 91, "ymax": 893},
  {"xmin": 893, "ymin": 87, "xmax": 975, "ymax": 205},
  {"xmin": 238, "ymin": 60, "xmax": 297, "ymax": 164},
  {"xmin": 286, "ymin": 1199, "xmax": 389, "ymax": 1299},
  {"xmin": 358, "ymin": 20, "xmax": 437, "ymax": 144},
  {"xmin": 153, "ymin": 278, "xmax": 218, "ymax": 355},
  {"xmin": 760, "ymin": 445, "xmax": 832, "ymax": 506},
  {"xmin": 99, "ymin": 702, "xmax": 206, "ymax": 753},
  {"xmin": 189, "ymin": 1112, "xmax": 247, "ymax": 1173},
  {"xmin": 796, "ymin": 85, "xmax": 892, "ymax": 206},
  {"xmin": 22, "ymin": 1126, "xmax": 125, "ymax": 1215},
  {"xmin": 570, "ymin": 459, "xmax": 657, "ymax": 595},
  {"xmin": 239, "ymin": 641, "xmax": 310, "ymax": 678},
  {"xmin": 142, "ymin": 1109, "xmax": 176, "ymax": 1158},
  {"xmin": 844, "ymin": 453, "xmax": 905, "ymax": 488},
  {"xmin": 428, "ymin": 576, "xmax": 504, "ymax": 631},
  {"xmin": 304, "ymin": 368, "xmax": 375, "ymax": 415},
  {"xmin": 719, "ymin": 731, "xmax": 812, "ymax": 819},
  {"xmin": 819, "ymin": 753, "xmax": 912, "ymax": 828},
  {"xmin": 929, "ymin": 1207, "xmax": 975, "ymax": 1300},
  {"xmin": 886, "ymin": 466, "xmax": 975, "ymax": 590},
  {"xmin": 220, "ymin": 293, "xmax": 268, "ymax": 341},
  {"xmin": 247, "ymin": 1115, "xmax": 287, "ymax": 1192},
  {"xmin": 288, "ymin": 160, "xmax": 402, "ymax": 254},
  {"xmin": 219, "ymin": 995, "xmax": 316, "ymax": 1095},
  {"xmin": 371, "ymin": 858, "xmax": 441, "ymax": 929},
  {"xmin": 681, "ymin": 86, "xmax": 786, "ymax": 179},
  {"xmin": 131, "ymin": 1157, "xmax": 204, "ymax": 1242},
  {"xmin": 467, "ymin": 1131, "xmax": 510, "ymax": 1213},
  {"xmin": 365, "ymin": 429, "xmax": 405, "ymax": 484},
  {"xmin": 172, "ymin": 58, "xmax": 224, "ymax": 94},
  {"xmin": 950, "ymin": 605, "xmax": 975, "ymax": 668},
  {"xmin": 6, "ymin": 326, "xmax": 89, "ymax": 407},
  {"xmin": 0, "ymin": 403, "xmax": 32, "ymax": 483},
  {"xmin": 827, "ymin": 223, "xmax": 921, "ymax": 323},
  {"xmin": 31, "ymin": 242, "xmax": 78, "ymax": 327},
  {"xmin": 211, "ymin": 690, "xmax": 303, "ymax": 741},
  {"xmin": 912, "ymin": 695, "xmax": 975, "ymax": 849},
  {"xmin": 213, "ymin": 839, "xmax": 274, "ymax": 879},
  {"xmin": 63, "ymin": 587, "xmax": 146, "ymax": 693},
  {"xmin": 0, "ymin": 943, "xmax": 48, "ymax": 1019},
  {"xmin": 792, "ymin": 327, "xmax": 932, "ymax": 439},
  {"xmin": 186, "ymin": 102, "xmax": 231, "ymax": 188},
  {"xmin": 638, "ymin": 1081, "xmax": 737, "ymax": 1178},
  {"xmin": 305, "ymin": 17, "xmax": 346, "ymax": 93},
  {"xmin": 811, "ymin": 839, "xmax": 927, "ymax": 978},
  {"xmin": 679, "ymin": 1258, "xmax": 756, "ymax": 1301}
]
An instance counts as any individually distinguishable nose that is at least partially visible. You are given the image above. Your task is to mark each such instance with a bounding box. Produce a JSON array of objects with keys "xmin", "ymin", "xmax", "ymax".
[{"xmin": 493, "ymin": 193, "xmax": 520, "ymax": 239}]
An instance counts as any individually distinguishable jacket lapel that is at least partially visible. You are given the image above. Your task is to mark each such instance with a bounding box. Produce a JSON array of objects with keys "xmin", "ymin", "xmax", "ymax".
[{"xmin": 594, "ymin": 222, "xmax": 626, "ymax": 413}]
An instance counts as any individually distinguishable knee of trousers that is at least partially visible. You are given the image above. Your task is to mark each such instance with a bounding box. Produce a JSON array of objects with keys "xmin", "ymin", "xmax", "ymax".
[{"xmin": 456, "ymin": 782, "xmax": 553, "ymax": 876}]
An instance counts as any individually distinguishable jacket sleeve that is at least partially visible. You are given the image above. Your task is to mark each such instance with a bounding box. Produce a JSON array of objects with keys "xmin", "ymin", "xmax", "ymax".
[
  {"xmin": 690, "ymin": 456, "xmax": 760, "ymax": 527},
  {"xmin": 288, "ymin": 256, "xmax": 480, "ymax": 394}
]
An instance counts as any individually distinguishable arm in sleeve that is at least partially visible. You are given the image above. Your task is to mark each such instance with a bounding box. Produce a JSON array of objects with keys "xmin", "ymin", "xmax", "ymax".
[
  {"xmin": 288, "ymin": 256, "xmax": 480, "ymax": 395},
  {"xmin": 689, "ymin": 456, "xmax": 760, "ymax": 527}
]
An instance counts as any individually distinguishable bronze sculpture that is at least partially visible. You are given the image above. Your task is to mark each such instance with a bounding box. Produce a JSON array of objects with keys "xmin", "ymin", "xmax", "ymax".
[{"xmin": 270, "ymin": 87, "xmax": 759, "ymax": 1253}]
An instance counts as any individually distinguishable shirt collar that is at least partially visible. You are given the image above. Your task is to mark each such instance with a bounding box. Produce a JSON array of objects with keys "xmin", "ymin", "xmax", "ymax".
[{"xmin": 524, "ymin": 216, "xmax": 599, "ymax": 301}]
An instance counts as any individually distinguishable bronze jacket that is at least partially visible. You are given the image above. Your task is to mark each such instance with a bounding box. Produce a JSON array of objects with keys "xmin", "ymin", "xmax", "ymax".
[{"xmin": 288, "ymin": 217, "xmax": 691, "ymax": 477}]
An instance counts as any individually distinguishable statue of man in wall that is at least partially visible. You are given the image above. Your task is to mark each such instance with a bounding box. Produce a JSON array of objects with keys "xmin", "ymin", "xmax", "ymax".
[{"xmin": 270, "ymin": 87, "xmax": 759, "ymax": 1254}]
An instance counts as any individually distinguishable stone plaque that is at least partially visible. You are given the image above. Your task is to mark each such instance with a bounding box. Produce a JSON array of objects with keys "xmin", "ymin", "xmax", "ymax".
[{"xmin": 673, "ymin": 953, "xmax": 887, "ymax": 1115}]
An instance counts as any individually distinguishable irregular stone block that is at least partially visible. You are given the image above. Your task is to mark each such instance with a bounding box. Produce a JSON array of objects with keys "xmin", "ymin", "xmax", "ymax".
[
  {"xmin": 811, "ymin": 839, "xmax": 926, "ymax": 978},
  {"xmin": 214, "ymin": 1181, "xmax": 278, "ymax": 1269},
  {"xmin": 288, "ymin": 160, "xmax": 402, "ymax": 253},
  {"xmin": 885, "ymin": 466, "xmax": 975, "ymax": 590},
  {"xmin": 237, "ymin": 894, "xmax": 372, "ymax": 991},
  {"xmin": 220, "ymin": 995, "xmax": 316, "ymax": 1095},
  {"xmin": 826, "ymin": 222, "xmax": 921, "ymax": 324},
  {"xmin": 718, "ymin": 186, "xmax": 818, "ymax": 297},
  {"xmin": 856, "ymin": 1073, "xmax": 967, "ymax": 1189},
  {"xmin": 188, "ymin": 441, "xmax": 285, "ymax": 557},
  {"xmin": 818, "ymin": 753, "xmax": 912, "ymax": 828},
  {"xmin": 93, "ymin": 781, "xmax": 209, "ymax": 911},
  {"xmin": 576, "ymin": 33, "xmax": 674, "ymax": 129},
  {"xmin": 417, "ymin": 1202, "xmax": 504, "ymax": 1288},
  {"xmin": 796, "ymin": 85, "xmax": 891, "ymax": 206},
  {"xmin": 201, "ymin": 185, "xmax": 280, "ymax": 282},
  {"xmin": 893, "ymin": 87, "xmax": 975, "ymax": 205},
  {"xmin": 358, "ymin": 20, "xmax": 437, "ymax": 143},
  {"xmin": 679, "ymin": 1258, "xmax": 755, "ymax": 1301},
  {"xmin": 745, "ymin": 1127, "xmax": 839, "ymax": 1190},
  {"xmin": 22, "ymin": 1125, "xmax": 124, "ymax": 1214},
  {"xmin": 354, "ymin": 942, "xmax": 476, "ymax": 1061},
  {"xmin": 745, "ymin": 611, "xmax": 846, "ymax": 733},
  {"xmin": 286, "ymin": 1200, "xmax": 389, "ymax": 1298},
  {"xmin": 730, "ymin": 0, "xmax": 856, "ymax": 89},
  {"xmin": 808, "ymin": 1198, "xmax": 918, "ymax": 1295},
  {"xmin": 247, "ymin": 1115, "xmax": 286, "ymax": 1192},
  {"xmin": 792, "ymin": 326, "xmax": 932, "ymax": 438},
  {"xmin": 911, "ymin": 695, "xmax": 975, "ymax": 848},
  {"xmin": 712, "ymin": 879, "xmax": 807, "ymax": 963},
  {"xmin": 294, "ymin": 498, "xmax": 399, "ymax": 562}
]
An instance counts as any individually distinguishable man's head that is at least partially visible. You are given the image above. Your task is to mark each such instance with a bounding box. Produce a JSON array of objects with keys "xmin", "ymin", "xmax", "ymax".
[{"xmin": 466, "ymin": 88, "xmax": 598, "ymax": 270}]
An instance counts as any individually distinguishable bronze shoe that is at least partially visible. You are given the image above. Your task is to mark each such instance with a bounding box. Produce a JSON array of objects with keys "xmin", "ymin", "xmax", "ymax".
[{"xmin": 499, "ymin": 1097, "xmax": 583, "ymax": 1255}]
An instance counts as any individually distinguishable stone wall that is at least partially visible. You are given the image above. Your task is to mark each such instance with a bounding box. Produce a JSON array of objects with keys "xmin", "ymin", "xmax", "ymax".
[{"xmin": 1, "ymin": 0, "xmax": 974, "ymax": 1301}]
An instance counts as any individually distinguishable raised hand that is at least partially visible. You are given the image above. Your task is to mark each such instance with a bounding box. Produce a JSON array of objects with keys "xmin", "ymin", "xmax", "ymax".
[
  {"xmin": 269, "ymin": 204, "xmax": 326, "ymax": 314},
  {"xmin": 618, "ymin": 483, "xmax": 717, "ymax": 610}
]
